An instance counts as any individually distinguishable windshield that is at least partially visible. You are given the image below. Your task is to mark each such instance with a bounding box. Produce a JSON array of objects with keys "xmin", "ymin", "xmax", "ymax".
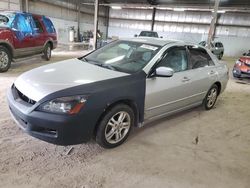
[
  {"xmin": 0, "ymin": 12, "xmax": 15, "ymax": 27},
  {"xmin": 83, "ymin": 40, "xmax": 161, "ymax": 73}
]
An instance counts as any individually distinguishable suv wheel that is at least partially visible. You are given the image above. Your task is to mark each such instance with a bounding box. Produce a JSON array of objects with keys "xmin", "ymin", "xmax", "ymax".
[
  {"xmin": 43, "ymin": 43, "xmax": 52, "ymax": 61},
  {"xmin": 96, "ymin": 104, "xmax": 134, "ymax": 148},
  {"xmin": 0, "ymin": 46, "xmax": 12, "ymax": 73},
  {"xmin": 203, "ymin": 84, "xmax": 219, "ymax": 110},
  {"xmin": 218, "ymin": 53, "xmax": 223, "ymax": 60}
]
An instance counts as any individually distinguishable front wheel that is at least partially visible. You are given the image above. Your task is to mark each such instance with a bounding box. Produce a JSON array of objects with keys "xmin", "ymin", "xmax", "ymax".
[
  {"xmin": 203, "ymin": 84, "xmax": 219, "ymax": 110},
  {"xmin": 42, "ymin": 43, "xmax": 51, "ymax": 61},
  {"xmin": 96, "ymin": 104, "xmax": 134, "ymax": 148},
  {"xmin": 0, "ymin": 46, "xmax": 12, "ymax": 73}
]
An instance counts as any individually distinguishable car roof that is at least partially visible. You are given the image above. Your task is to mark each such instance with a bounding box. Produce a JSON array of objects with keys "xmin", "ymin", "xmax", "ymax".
[{"xmin": 122, "ymin": 37, "xmax": 184, "ymax": 46}]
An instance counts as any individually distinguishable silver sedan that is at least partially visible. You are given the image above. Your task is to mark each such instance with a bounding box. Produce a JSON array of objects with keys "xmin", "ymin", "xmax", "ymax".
[{"xmin": 7, "ymin": 38, "xmax": 229, "ymax": 148}]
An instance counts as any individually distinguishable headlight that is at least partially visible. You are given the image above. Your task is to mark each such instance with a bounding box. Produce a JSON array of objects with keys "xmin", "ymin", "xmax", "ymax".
[
  {"xmin": 39, "ymin": 95, "xmax": 87, "ymax": 114},
  {"xmin": 236, "ymin": 60, "xmax": 242, "ymax": 66}
]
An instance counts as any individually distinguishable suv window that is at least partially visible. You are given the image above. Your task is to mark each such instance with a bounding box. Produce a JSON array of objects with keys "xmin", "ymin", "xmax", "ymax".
[
  {"xmin": 157, "ymin": 47, "xmax": 188, "ymax": 72},
  {"xmin": 33, "ymin": 17, "xmax": 44, "ymax": 33},
  {"xmin": 42, "ymin": 17, "xmax": 55, "ymax": 33},
  {"xmin": 188, "ymin": 46, "xmax": 214, "ymax": 69},
  {"xmin": 12, "ymin": 14, "xmax": 33, "ymax": 40}
]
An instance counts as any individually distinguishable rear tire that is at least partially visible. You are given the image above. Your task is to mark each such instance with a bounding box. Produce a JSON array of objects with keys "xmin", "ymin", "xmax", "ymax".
[
  {"xmin": 233, "ymin": 72, "xmax": 241, "ymax": 78},
  {"xmin": 42, "ymin": 43, "xmax": 52, "ymax": 61},
  {"xmin": 218, "ymin": 53, "xmax": 223, "ymax": 60},
  {"xmin": 0, "ymin": 46, "xmax": 12, "ymax": 73},
  {"xmin": 96, "ymin": 104, "xmax": 134, "ymax": 148},
  {"xmin": 203, "ymin": 84, "xmax": 219, "ymax": 110}
]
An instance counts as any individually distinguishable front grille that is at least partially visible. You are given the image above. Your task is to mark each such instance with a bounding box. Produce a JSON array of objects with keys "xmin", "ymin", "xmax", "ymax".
[{"xmin": 15, "ymin": 87, "xmax": 36, "ymax": 105}]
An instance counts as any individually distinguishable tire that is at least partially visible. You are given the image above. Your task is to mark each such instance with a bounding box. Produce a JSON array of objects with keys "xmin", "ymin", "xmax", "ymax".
[
  {"xmin": 0, "ymin": 46, "xmax": 12, "ymax": 73},
  {"xmin": 42, "ymin": 43, "xmax": 52, "ymax": 61},
  {"xmin": 233, "ymin": 73, "xmax": 241, "ymax": 78},
  {"xmin": 96, "ymin": 104, "xmax": 135, "ymax": 148},
  {"xmin": 203, "ymin": 84, "xmax": 219, "ymax": 110},
  {"xmin": 218, "ymin": 53, "xmax": 223, "ymax": 60}
]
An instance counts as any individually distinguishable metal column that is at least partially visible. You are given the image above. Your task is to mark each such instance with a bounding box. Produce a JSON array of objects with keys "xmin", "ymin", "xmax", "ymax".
[
  {"xmin": 207, "ymin": 0, "xmax": 220, "ymax": 49},
  {"xmin": 25, "ymin": 0, "xmax": 29, "ymax": 12},
  {"xmin": 105, "ymin": 6, "xmax": 110, "ymax": 40},
  {"xmin": 151, "ymin": 8, "xmax": 156, "ymax": 31},
  {"xmin": 77, "ymin": 0, "xmax": 80, "ymax": 42},
  {"xmin": 93, "ymin": 0, "xmax": 99, "ymax": 50}
]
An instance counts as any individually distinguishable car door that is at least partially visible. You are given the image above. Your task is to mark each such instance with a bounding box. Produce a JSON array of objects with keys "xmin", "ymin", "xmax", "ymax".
[
  {"xmin": 183, "ymin": 46, "xmax": 218, "ymax": 103},
  {"xmin": 11, "ymin": 13, "xmax": 36, "ymax": 57},
  {"xmin": 144, "ymin": 46, "xmax": 197, "ymax": 120},
  {"xmin": 32, "ymin": 16, "xmax": 45, "ymax": 52}
]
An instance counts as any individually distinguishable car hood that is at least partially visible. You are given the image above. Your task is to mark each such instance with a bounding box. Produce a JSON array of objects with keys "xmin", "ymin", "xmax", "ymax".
[
  {"xmin": 240, "ymin": 56, "xmax": 250, "ymax": 64},
  {"xmin": 14, "ymin": 58, "xmax": 129, "ymax": 102}
]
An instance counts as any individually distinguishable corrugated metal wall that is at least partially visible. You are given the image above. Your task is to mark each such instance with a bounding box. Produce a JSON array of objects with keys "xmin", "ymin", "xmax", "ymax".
[
  {"xmin": 109, "ymin": 9, "xmax": 250, "ymax": 37},
  {"xmin": 0, "ymin": 0, "xmax": 20, "ymax": 11},
  {"xmin": 109, "ymin": 8, "xmax": 250, "ymax": 56},
  {"xmin": 28, "ymin": 1, "xmax": 108, "ymax": 43}
]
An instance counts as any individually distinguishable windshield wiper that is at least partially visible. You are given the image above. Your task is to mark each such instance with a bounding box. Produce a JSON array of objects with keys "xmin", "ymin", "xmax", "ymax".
[
  {"xmin": 94, "ymin": 63, "xmax": 117, "ymax": 71},
  {"xmin": 81, "ymin": 57, "xmax": 88, "ymax": 62}
]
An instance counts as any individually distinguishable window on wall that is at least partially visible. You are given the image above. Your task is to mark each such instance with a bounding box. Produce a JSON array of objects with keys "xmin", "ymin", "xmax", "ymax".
[{"xmin": 188, "ymin": 46, "xmax": 214, "ymax": 69}]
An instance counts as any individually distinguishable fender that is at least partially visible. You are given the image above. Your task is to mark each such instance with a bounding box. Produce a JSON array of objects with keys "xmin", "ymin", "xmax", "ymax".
[{"xmin": 0, "ymin": 39, "xmax": 14, "ymax": 58}]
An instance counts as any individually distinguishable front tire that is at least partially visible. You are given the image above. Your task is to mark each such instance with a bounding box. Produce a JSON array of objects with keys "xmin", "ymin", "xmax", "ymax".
[
  {"xmin": 203, "ymin": 84, "xmax": 219, "ymax": 110},
  {"xmin": 42, "ymin": 43, "xmax": 52, "ymax": 61},
  {"xmin": 96, "ymin": 104, "xmax": 134, "ymax": 148},
  {"xmin": 0, "ymin": 46, "xmax": 12, "ymax": 73}
]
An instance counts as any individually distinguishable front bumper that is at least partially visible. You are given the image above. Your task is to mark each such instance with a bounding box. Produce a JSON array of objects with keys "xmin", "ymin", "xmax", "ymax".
[
  {"xmin": 7, "ymin": 87, "xmax": 98, "ymax": 145},
  {"xmin": 233, "ymin": 67, "xmax": 250, "ymax": 77}
]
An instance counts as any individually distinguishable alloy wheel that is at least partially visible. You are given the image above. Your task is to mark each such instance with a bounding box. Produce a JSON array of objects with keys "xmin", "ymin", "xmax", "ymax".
[
  {"xmin": 206, "ymin": 88, "xmax": 218, "ymax": 108},
  {"xmin": 0, "ymin": 51, "xmax": 9, "ymax": 69},
  {"xmin": 104, "ymin": 111, "xmax": 131, "ymax": 144}
]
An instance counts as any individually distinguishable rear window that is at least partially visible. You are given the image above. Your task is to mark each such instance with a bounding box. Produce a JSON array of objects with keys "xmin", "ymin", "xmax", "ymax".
[
  {"xmin": 188, "ymin": 46, "xmax": 214, "ymax": 69},
  {"xmin": 42, "ymin": 17, "xmax": 55, "ymax": 33},
  {"xmin": 139, "ymin": 31, "xmax": 158, "ymax": 38}
]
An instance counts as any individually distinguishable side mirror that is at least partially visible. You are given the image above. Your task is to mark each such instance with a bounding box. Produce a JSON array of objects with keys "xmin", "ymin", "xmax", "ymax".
[
  {"xmin": 134, "ymin": 34, "xmax": 138, "ymax": 37},
  {"xmin": 154, "ymin": 67, "xmax": 174, "ymax": 77},
  {"xmin": 160, "ymin": 36, "xmax": 163, "ymax": 38}
]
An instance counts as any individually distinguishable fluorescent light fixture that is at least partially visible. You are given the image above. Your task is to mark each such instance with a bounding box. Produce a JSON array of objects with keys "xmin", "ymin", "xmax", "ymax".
[
  {"xmin": 212, "ymin": 10, "xmax": 226, "ymax": 13},
  {"xmin": 173, "ymin": 8, "xmax": 185, "ymax": 12},
  {"xmin": 111, "ymin": 6, "xmax": 122, "ymax": 10}
]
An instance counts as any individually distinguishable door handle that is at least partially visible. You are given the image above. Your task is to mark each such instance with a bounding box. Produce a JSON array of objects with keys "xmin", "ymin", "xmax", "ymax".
[
  {"xmin": 209, "ymin": 70, "xmax": 216, "ymax": 75},
  {"xmin": 182, "ymin": 77, "xmax": 190, "ymax": 82}
]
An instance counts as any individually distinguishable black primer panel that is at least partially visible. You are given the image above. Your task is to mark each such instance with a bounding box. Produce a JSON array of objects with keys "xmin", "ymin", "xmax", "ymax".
[{"xmin": 39, "ymin": 71, "xmax": 147, "ymax": 124}]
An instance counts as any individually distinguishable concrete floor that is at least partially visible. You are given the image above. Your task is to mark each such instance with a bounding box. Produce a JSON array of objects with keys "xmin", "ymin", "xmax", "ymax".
[{"xmin": 0, "ymin": 51, "xmax": 250, "ymax": 188}]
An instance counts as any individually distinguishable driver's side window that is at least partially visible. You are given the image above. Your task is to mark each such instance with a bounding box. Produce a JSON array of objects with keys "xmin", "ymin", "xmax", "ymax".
[{"xmin": 157, "ymin": 47, "xmax": 188, "ymax": 73}]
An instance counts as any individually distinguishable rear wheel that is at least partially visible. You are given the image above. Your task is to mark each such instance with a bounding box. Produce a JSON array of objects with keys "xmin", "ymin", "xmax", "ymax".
[
  {"xmin": 0, "ymin": 46, "xmax": 12, "ymax": 73},
  {"xmin": 96, "ymin": 104, "xmax": 134, "ymax": 148},
  {"xmin": 218, "ymin": 53, "xmax": 223, "ymax": 60},
  {"xmin": 203, "ymin": 84, "xmax": 219, "ymax": 110},
  {"xmin": 42, "ymin": 43, "xmax": 52, "ymax": 61}
]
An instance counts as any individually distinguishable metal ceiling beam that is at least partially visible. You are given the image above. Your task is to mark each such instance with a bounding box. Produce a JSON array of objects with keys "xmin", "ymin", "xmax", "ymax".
[
  {"xmin": 93, "ymin": 0, "xmax": 99, "ymax": 50},
  {"xmin": 207, "ymin": 0, "xmax": 220, "ymax": 49}
]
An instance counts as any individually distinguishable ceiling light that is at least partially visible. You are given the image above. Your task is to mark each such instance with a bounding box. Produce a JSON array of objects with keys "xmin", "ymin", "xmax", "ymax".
[
  {"xmin": 111, "ymin": 6, "xmax": 122, "ymax": 10},
  {"xmin": 212, "ymin": 10, "xmax": 226, "ymax": 13},
  {"xmin": 173, "ymin": 8, "xmax": 185, "ymax": 12}
]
